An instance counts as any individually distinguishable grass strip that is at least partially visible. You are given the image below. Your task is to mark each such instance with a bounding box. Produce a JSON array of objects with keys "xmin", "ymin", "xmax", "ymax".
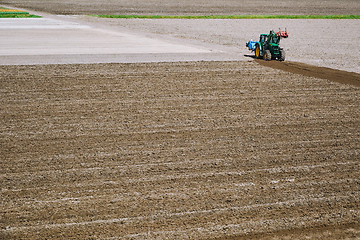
[
  {"xmin": 92, "ymin": 14, "xmax": 360, "ymax": 19},
  {"xmin": 0, "ymin": 14, "xmax": 41, "ymax": 18},
  {"xmin": 0, "ymin": 7, "xmax": 41, "ymax": 18},
  {"xmin": 0, "ymin": 11, "xmax": 30, "ymax": 15}
]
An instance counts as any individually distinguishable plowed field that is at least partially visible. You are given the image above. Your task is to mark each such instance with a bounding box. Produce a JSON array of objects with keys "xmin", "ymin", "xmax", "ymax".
[{"xmin": 1, "ymin": 61, "xmax": 359, "ymax": 239}]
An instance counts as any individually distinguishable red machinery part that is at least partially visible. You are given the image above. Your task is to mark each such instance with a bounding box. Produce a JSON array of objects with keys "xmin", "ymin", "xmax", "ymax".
[{"xmin": 276, "ymin": 29, "xmax": 289, "ymax": 38}]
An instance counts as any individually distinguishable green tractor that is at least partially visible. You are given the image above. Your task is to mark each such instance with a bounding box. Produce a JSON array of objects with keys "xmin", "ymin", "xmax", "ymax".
[{"xmin": 246, "ymin": 29, "xmax": 288, "ymax": 61}]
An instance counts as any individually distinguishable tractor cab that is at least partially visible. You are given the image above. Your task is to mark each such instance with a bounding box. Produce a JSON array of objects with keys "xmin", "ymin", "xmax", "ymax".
[
  {"xmin": 259, "ymin": 32, "xmax": 280, "ymax": 46},
  {"xmin": 259, "ymin": 34, "xmax": 268, "ymax": 44},
  {"xmin": 268, "ymin": 34, "xmax": 279, "ymax": 44}
]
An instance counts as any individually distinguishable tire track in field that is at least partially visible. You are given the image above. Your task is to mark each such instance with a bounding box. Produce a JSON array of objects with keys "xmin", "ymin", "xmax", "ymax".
[{"xmin": 256, "ymin": 60, "xmax": 360, "ymax": 87}]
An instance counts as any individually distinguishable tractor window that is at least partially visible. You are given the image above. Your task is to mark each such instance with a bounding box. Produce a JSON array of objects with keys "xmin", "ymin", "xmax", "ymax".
[
  {"xmin": 270, "ymin": 36, "xmax": 279, "ymax": 44},
  {"xmin": 260, "ymin": 35, "xmax": 267, "ymax": 43}
]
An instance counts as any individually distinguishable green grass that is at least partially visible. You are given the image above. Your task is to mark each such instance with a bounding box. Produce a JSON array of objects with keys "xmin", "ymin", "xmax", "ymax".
[
  {"xmin": 0, "ymin": 7, "xmax": 41, "ymax": 18},
  {"xmin": 92, "ymin": 14, "xmax": 360, "ymax": 19},
  {"xmin": 0, "ymin": 14, "xmax": 41, "ymax": 18}
]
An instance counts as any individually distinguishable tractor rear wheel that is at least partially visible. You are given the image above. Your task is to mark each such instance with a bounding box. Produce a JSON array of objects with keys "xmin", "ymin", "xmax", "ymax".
[
  {"xmin": 255, "ymin": 45, "xmax": 261, "ymax": 59},
  {"xmin": 279, "ymin": 49, "xmax": 285, "ymax": 61},
  {"xmin": 264, "ymin": 50, "xmax": 271, "ymax": 61}
]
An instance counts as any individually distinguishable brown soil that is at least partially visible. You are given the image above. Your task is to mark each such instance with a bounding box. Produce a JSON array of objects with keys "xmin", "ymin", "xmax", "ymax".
[
  {"xmin": 1, "ymin": 61, "xmax": 359, "ymax": 239},
  {"xmin": 256, "ymin": 60, "xmax": 360, "ymax": 87},
  {"xmin": 216, "ymin": 222, "xmax": 360, "ymax": 240},
  {"xmin": 2, "ymin": 0, "xmax": 360, "ymax": 15}
]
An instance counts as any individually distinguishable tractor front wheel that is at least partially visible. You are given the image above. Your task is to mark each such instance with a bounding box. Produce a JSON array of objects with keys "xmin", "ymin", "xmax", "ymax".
[
  {"xmin": 255, "ymin": 45, "xmax": 261, "ymax": 59},
  {"xmin": 264, "ymin": 50, "xmax": 271, "ymax": 61},
  {"xmin": 279, "ymin": 49, "xmax": 285, "ymax": 61}
]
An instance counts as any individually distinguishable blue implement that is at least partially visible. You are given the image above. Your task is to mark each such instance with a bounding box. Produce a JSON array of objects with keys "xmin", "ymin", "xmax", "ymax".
[{"xmin": 246, "ymin": 40, "xmax": 257, "ymax": 51}]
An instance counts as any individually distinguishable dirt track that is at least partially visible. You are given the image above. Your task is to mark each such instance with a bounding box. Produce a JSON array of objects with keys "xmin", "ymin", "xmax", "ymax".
[
  {"xmin": 257, "ymin": 60, "xmax": 360, "ymax": 87},
  {"xmin": 1, "ymin": 61, "xmax": 359, "ymax": 239}
]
